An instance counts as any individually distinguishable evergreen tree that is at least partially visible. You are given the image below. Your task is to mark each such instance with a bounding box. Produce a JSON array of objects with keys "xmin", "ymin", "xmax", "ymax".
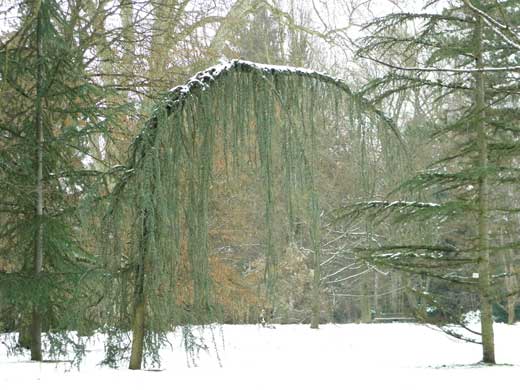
[
  {"xmin": 343, "ymin": 0, "xmax": 520, "ymax": 363},
  {"xmin": 104, "ymin": 58, "xmax": 392, "ymax": 369},
  {"xmin": 0, "ymin": 0, "xmax": 120, "ymax": 361}
]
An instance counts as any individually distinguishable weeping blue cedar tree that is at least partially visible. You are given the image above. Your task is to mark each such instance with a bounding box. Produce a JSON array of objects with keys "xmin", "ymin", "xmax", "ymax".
[{"xmin": 104, "ymin": 59, "xmax": 396, "ymax": 369}]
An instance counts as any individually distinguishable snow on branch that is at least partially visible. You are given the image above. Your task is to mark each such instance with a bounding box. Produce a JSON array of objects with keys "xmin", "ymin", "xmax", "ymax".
[
  {"xmin": 336, "ymin": 200, "xmax": 441, "ymax": 220},
  {"xmin": 351, "ymin": 244, "xmax": 478, "ymax": 286},
  {"xmin": 481, "ymin": 16, "xmax": 520, "ymax": 53},
  {"xmin": 164, "ymin": 59, "xmax": 352, "ymax": 105},
  {"xmin": 371, "ymin": 251, "xmax": 474, "ymax": 264},
  {"xmin": 333, "ymin": 199, "xmax": 456, "ymax": 230},
  {"xmin": 122, "ymin": 58, "xmax": 398, "ymax": 175},
  {"xmin": 463, "ymin": 0, "xmax": 507, "ymax": 29},
  {"xmin": 156, "ymin": 59, "xmax": 393, "ymax": 131},
  {"xmin": 361, "ymin": 200, "xmax": 441, "ymax": 209},
  {"xmin": 463, "ymin": 0, "xmax": 520, "ymax": 50}
]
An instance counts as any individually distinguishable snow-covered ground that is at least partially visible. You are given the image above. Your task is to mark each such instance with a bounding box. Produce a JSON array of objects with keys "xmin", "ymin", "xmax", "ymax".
[{"xmin": 2, "ymin": 323, "xmax": 519, "ymax": 389}]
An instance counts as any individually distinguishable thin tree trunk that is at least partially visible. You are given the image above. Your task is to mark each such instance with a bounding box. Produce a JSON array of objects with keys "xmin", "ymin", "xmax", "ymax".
[
  {"xmin": 390, "ymin": 273, "xmax": 400, "ymax": 314},
  {"xmin": 500, "ymin": 229, "xmax": 517, "ymax": 324},
  {"xmin": 474, "ymin": 11, "xmax": 495, "ymax": 364},
  {"xmin": 83, "ymin": 0, "xmax": 116, "ymax": 168},
  {"xmin": 19, "ymin": 257, "xmax": 33, "ymax": 349},
  {"xmin": 310, "ymin": 267, "xmax": 320, "ymax": 329},
  {"xmin": 506, "ymin": 253, "xmax": 517, "ymax": 324},
  {"xmin": 310, "ymin": 193, "xmax": 320, "ymax": 329},
  {"xmin": 309, "ymin": 116, "xmax": 321, "ymax": 329},
  {"xmin": 310, "ymin": 209, "xmax": 321, "ymax": 329},
  {"xmin": 373, "ymin": 272, "xmax": 379, "ymax": 316},
  {"xmin": 31, "ymin": 1, "xmax": 44, "ymax": 362},
  {"xmin": 404, "ymin": 277, "xmax": 417, "ymax": 315},
  {"xmin": 129, "ymin": 211, "xmax": 148, "ymax": 370},
  {"xmin": 120, "ymin": 268, "xmax": 129, "ymax": 329},
  {"xmin": 129, "ymin": 260, "xmax": 145, "ymax": 370},
  {"xmin": 503, "ymin": 258, "xmax": 516, "ymax": 325},
  {"xmin": 360, "ymin": 272, "xmax": 371, "ymax": 323}
]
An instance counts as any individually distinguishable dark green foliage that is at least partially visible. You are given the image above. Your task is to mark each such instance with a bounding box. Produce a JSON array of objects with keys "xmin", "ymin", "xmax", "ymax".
[
  {"xmin": 345, "ymin": 0, "xmax": 520, "ymax": 358},
  {"xmin": 0, "ymin": 0, "xmax": 121, "ymax": 361}
]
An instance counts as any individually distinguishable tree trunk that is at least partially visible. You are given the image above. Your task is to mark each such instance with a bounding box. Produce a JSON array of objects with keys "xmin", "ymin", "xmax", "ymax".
[
  {"xmin": 129, "ymin": 209, "xmax": 148, "ymax": 370},
  {"xmin": 500, "ymin": 230, "xmax": 517, "ymax": 325},
  {"xmin": 310, "ymin": 270, "xmax": 320, "ymax": 329},
  {"xmin": 504, "ymin": 261, "xmax": 516, "ymax": 325},
  {"xmin": 120, "ymin": 268, "xmax": 130, "ymax": 329},
  {"xmin": 310, "ymin": 197, "xmax": 320, "ymax": 329},
  {"xmin": 129, "ymin": 261, "xmax": 145, "ymax": 370},
  {"xmin": 404, "ymin": 277, "xmax": 417, "ymax": 315},
  {"xmin": 373, "ymin": 272, "xmax": 380, "ymax": 316},
  {"xmin": 309, "ymin": 166, "xmax": 320, "ymax": 328},
  {"xmin": 474, "ymin": 10, "xmax": 495, "ymax": 364},
  {"xmin": 360, "ymin": 272, "xmax": 372, "ymax": 323},
  {"xmin": 31, "ymin": 0, "xmax": 44, "ymax": 362},
  {"xmin": 390, "ymin": 273, "xmax": 401, "ymax": 314},
  {"xmin": 310, "ymin": 219, "xmax": 321, "ymax": 329},
  {"xmin": 128, "ymin": 294, "xmax": 145, "ymax": 369}
]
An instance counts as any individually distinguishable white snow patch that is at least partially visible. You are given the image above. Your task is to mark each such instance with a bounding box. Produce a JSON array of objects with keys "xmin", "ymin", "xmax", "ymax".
[
  {"xmin": 2, "ymin": 323, "xmax": 520, "ymax": 389},
  {"xmin": 165, "ymin": 59, "xmax": 346, "ymax": 102}
]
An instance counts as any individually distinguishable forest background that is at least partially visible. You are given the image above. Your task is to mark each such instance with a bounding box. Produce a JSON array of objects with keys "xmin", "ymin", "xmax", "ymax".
[{"xmin": 1, "ymin": 0, "xmax": 519, "ymax": 369}]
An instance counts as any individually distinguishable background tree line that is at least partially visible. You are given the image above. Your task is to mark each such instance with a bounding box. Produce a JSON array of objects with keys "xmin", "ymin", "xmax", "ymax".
[{"xmin": 0, "ymin": 0, "xmax": 519, "ymax": 368}]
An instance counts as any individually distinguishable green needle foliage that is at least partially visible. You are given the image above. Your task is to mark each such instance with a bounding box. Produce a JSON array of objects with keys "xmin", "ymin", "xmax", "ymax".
[
  {"xmin": 344, "ymin": 0, "xmax": 520, "ymax": 363},
  {"xmin": 105, "ymin": 59, "xmax": 393, "ymax": 369},
  {"xmin": 0, "ymin": 0, "xmax": 122, "ymax": 363}
]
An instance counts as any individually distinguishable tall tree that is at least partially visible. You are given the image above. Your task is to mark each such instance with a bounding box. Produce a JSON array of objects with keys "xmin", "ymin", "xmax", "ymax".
[
  {"xmin": 104, "ymin": 58, "xmax": 392, "ymax": 369},
  {"xmin": 0, "ymin": 0, "xmax": 119, "ymax": 361},
  {"xmin": 346, "ymin": 0, "xmax": 520, "ymax": 363}
]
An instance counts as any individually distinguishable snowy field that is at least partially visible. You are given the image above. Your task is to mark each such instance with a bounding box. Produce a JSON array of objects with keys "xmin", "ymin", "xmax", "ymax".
[{"xmin": 2, "ymin": 323, "xmax": 519, "ymax": 389}]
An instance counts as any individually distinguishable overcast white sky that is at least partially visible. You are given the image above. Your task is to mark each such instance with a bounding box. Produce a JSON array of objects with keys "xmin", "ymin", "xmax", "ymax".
[{"xmin": 0, "ymin": 0, "xmax": 436, "ymax": 37}]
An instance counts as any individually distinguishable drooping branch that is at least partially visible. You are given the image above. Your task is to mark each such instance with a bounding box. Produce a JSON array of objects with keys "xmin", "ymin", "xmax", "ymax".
[
  {"xmin": 105, "ymin": 58, "xmax": 398, "ymax": 367},
  {"xmin": 126, "ymin": 59, "xmax": 397, "ymax": 172}
]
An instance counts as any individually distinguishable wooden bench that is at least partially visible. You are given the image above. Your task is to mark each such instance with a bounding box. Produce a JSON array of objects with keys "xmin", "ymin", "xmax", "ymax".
[{"xmin": 373, "ymin": 313, "xmax": 416, "ymax": 323}]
